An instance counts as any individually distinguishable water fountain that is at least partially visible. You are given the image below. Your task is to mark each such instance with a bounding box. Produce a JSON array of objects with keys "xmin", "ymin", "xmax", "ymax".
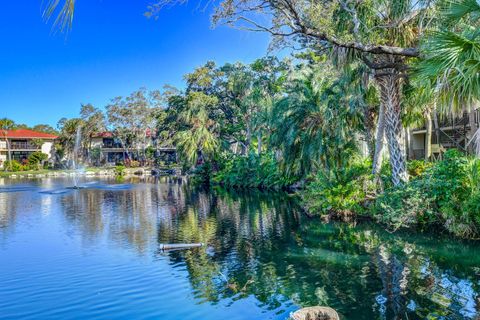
[
  {"xmin": 68, "ymin": 125, "xmax": 84, "ymax": 189},
  {"xmin": 41, "ymin": 124, "xmax": 132, "ymax": 194}
]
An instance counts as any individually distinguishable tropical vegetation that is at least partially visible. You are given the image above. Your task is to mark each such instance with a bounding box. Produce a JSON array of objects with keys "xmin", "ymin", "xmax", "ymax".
[{"xmin": 6, "ymin": 0, "xmax": 479, "ymax": 237}]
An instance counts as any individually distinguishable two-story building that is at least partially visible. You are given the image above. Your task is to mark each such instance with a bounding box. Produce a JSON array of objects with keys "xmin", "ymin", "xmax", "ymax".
[
  {"xmin": 410, "ymin": 109, "xmax": 480, "ymax": 160},
  {"xmin": 0, "ymin": 129, "xmax": 57, "ymax": 168},
  {"xmin": 90, "ymin": 132, "xmax": 176, "ymax": 165},
  {"xmin": 90, "ymin": 132, "xmax": 127, "ymax": 164}
]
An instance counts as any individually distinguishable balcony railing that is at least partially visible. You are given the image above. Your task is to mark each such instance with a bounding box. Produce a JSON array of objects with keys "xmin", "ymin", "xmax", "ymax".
[
  {"xmin": 102, "ymin": 143, "xmax": 123, "ymax": 149},
  {"xmin": 10, "ymin": 142, "xmax": 40, "ymax": 150},
  {"xmin": 414, "ymin": 112, "xmax": 470, "ymax": 132}
]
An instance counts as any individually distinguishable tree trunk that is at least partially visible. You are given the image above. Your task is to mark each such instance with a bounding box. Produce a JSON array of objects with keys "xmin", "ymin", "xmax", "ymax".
[
  {"xmin": 245, "ymin": 123, "xmax": 251, "ymax": 155},
  {"xmin": 233, "ymin": 141, "xmax": 239, "ymax": 155},
  {"xmin": 118, "ymin": 136, "xmax": 130, "ymax": 163},
  {"xmin": 425, "ymin": 110, "xmax": 432, "ymax": 161},
  {"xmin": 6, "ymin": 138, "xmax": 12, "ymax": 171},
  {"xmin": 257, "ymin": 131, "xmax": 262, "ymax": 155},
  {"xmin": 372, "ymin": 103, "xmax": 385, "ymax": 176},
  {"xmin": 376, "ymin": 71, "xmax": 408, "ymax": 186},
  {"xmin": 363, "ymin": 105, "xmax": 376, "ymax": 162}
]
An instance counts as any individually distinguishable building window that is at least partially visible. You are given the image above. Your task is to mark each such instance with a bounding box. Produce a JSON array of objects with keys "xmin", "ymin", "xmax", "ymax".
[{"xmin": 12, "ymin": 151, "xmax": 31, "ymax": 163}]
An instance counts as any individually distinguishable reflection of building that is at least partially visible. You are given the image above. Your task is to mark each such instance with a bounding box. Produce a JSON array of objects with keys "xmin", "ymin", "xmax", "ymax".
[
  {"xmin": 410, "ymin": 110, "xmax": 480, "ymax": 159},
  {"xmin": 0, "ymin": 129, "xmax": 57, "ymax": 167},
  {"xmin": 90, "ymin": 132, "xmax": 176, "ymax": 165}
]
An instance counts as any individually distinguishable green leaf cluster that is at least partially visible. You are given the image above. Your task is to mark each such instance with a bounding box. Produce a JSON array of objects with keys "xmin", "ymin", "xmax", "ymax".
[
  {"xmin": 213, "ymin": 152, "xmax": 294, "ymax": 190},
  {"xmin": 300, "ymin": 159, "xmax": 374, "ymax": 216},
  {"xmin": 375, "ymin": 150, "xmax": 480, "ymax": 238}
]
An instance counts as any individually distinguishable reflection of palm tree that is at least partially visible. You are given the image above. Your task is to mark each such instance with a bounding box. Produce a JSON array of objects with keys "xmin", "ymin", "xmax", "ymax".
[
  {"xmin": 166, "ymin": 188, "xmax": 302, "ymax": 307},
  {"xmin": 164, "ymin": 185, "xmax": 480, "ymax": 319},
  {"xmin": 374, "ymin": 245, "xmax": 410, "ymax": 320}
]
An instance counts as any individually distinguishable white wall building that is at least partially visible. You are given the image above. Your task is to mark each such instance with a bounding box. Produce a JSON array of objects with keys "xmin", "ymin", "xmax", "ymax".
[{"xmin": 0, "ymin": 129, "xmax": 57, "ymax": 168}]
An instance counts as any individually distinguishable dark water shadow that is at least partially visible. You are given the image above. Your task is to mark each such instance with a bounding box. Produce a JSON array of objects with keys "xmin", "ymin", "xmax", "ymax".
[
  {"xmin": 0, "ymin": 185, "xmax": 39, "ymax": 193},
  {"xmin": 39, "ymin": 188, "xmax": 73, "ymax": 195},
  {"xmin": 90, "ymin": 184, "xmax": 133, "ymax": 190},
  {"xmin": 39, "ymin": 182, "xmax": 133, "ymax": 194}
]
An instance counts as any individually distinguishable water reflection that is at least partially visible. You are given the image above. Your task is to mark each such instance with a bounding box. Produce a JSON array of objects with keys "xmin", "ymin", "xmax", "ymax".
[{"xmin": 0, "ymin": 177, "xmax": 479, "ymax": 320}]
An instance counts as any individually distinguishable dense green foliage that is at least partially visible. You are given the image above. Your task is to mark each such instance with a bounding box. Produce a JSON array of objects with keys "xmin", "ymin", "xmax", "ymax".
[
  {"xmin": 114, "ymin": 165, "xmax": 125, "ymax": 176},
  {"xmin": 28, "ymin": 152, "xmax": 48, "ymax": 170},
  {"xmin": 298, "ymin": 151, "xmax": 480, "ymax": 238},
  {"xmin": 301, "ymin": 160, "xmax": 374, "ymax": 217},
  {"xmin": 3, "ymin": 153, "xmax": 48, "ymax": 172},
  {"xmin": 376, "ymin": 150, "xmax": 480, "ymax": 238},
  {"xmin": 17, "ymin": 0, "xmax": 480, "ymax": 239},
  {"xmin": 3, "ymin": 160, "xmax": 23, "ymax": 172},
  {"xmin": 213, "ymin": 153, "xmax": 293, "ymax": 190}
]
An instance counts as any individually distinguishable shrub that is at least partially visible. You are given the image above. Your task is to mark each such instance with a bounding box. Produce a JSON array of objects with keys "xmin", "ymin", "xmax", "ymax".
[
  {"xmin": 375, "ymin": 180, "xmax": 436, "ymax": 231},
  {"xmin": 28, "ymin": 152, "xmax": 48, "ymax": 170},
  {"xmin": 301, "ymin": 160, "xmax": 374, "ymax": 216},
  {"xmin": 114, "ymin": 165, "xmax": 125, "ymax": 176},
  {"xmin": 145, "ymin": 146, "xmax": 156, "ymax": 160},
  {"xmin": 407, "ymin": 160, "xmax": 432, "ymax": 177},
  {"xmin": 375, "ymin": 150, "xmax": 480, "ymax": 238},
  {"xmin": 213, "ymin": 152, "xmax": 294, "ymax": 190},
  {"xmin": 3, "ymin": 160, "xmax": 22, "ymax": 172},
  {"xmin": 191, "ymin": 161, "xmax": 213, "ymax": 185},
  {"xmin": 129, "ymin": 160, "xmax": 140, "ymax": 168}
]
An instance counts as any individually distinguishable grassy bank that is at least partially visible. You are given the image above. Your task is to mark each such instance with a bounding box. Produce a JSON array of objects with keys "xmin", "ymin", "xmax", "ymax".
[{"xmin": 0, "ymin": 167, "xmax": 109, "ymax": 178}]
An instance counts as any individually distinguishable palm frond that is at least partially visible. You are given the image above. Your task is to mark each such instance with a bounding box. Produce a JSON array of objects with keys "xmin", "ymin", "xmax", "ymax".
[
  {"xmin": 443, "ymin": 0, "xmax": 480, "ymax": 22},
  {"xmin": 418, "ymin": 29, "xmax": 480, "ymax": 112},
  {"xmin": 42, "ymin": 0, "xmax": 76, "ymax": 33}
]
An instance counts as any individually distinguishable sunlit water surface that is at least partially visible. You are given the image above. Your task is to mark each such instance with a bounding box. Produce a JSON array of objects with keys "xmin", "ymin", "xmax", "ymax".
[{"xmin": 0, "ymin": 177, "xmax": 479, "ymax": 320}]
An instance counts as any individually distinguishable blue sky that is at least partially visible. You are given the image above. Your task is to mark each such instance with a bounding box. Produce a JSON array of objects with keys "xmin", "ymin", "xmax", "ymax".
[{"xmin": 0, "ymin": 1, "xmax": 272, "ymax": 127}]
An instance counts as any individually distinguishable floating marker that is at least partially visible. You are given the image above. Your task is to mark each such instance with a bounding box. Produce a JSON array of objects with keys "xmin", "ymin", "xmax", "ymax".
[{"xmin": 159, "ymin": 243, "xmax": 204, "ymax": 251}]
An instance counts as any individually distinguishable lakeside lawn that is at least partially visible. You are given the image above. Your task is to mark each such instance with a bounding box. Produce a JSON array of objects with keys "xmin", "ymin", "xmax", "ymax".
[{"xmin": 0, "ymin": 167, "xmax": 107, "ymax": 178}]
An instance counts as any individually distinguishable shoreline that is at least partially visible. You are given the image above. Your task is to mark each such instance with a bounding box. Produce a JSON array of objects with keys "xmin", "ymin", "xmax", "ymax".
[{"xmin": 0, "ymin": 166, "xmax": 182, "ymax": 179}]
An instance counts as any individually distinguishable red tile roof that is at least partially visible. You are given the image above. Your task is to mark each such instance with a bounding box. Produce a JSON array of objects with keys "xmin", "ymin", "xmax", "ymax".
[{"xmin": 1, "ymin": 129, "xmax": 58, "ymax": 139}]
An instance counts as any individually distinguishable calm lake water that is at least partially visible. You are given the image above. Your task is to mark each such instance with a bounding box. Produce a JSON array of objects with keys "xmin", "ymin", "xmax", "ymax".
[{"xmin": 0, "ymin": 177, "xmax": 479, "ymax": 320}]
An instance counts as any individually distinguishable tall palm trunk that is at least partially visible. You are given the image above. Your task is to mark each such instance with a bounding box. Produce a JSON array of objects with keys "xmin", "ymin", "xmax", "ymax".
[
  {"xmin": 372, "ymin": 103, "xmax": 385, "ymax": 176},
  {"xmin": 376, "ymin": 71, "xmax": 408, "ymax": 186}
]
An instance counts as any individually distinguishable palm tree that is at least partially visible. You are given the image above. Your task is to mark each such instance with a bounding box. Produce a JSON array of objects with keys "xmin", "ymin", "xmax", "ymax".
[
  {"xmin": 80, "ymin": 103, "xmax": 106, "ymax": 164},
  {"xmin": 175, "ymin": 92, "xmax": 220, "ymax": 166},
  {"xmin": 160, "ymin": 0, "xmax": 441, "ymax": 186},
  {"xmin": 0, "ymin": 118, "xmax": 15, "ymax": 171},
  {"xmin": 57, "ymin": 117, "xmax": 83, "ymax": 164},
  {"xmin": 417, "ymin": 0, "xmax": 480, "ymax": 153},
  {"xmin": 270, "ymin": 63, "xmax": 363, "ymax": 179},
  {"xmin": 402, "ymin": 80, "xmax": 437, "ymax": 161}
]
